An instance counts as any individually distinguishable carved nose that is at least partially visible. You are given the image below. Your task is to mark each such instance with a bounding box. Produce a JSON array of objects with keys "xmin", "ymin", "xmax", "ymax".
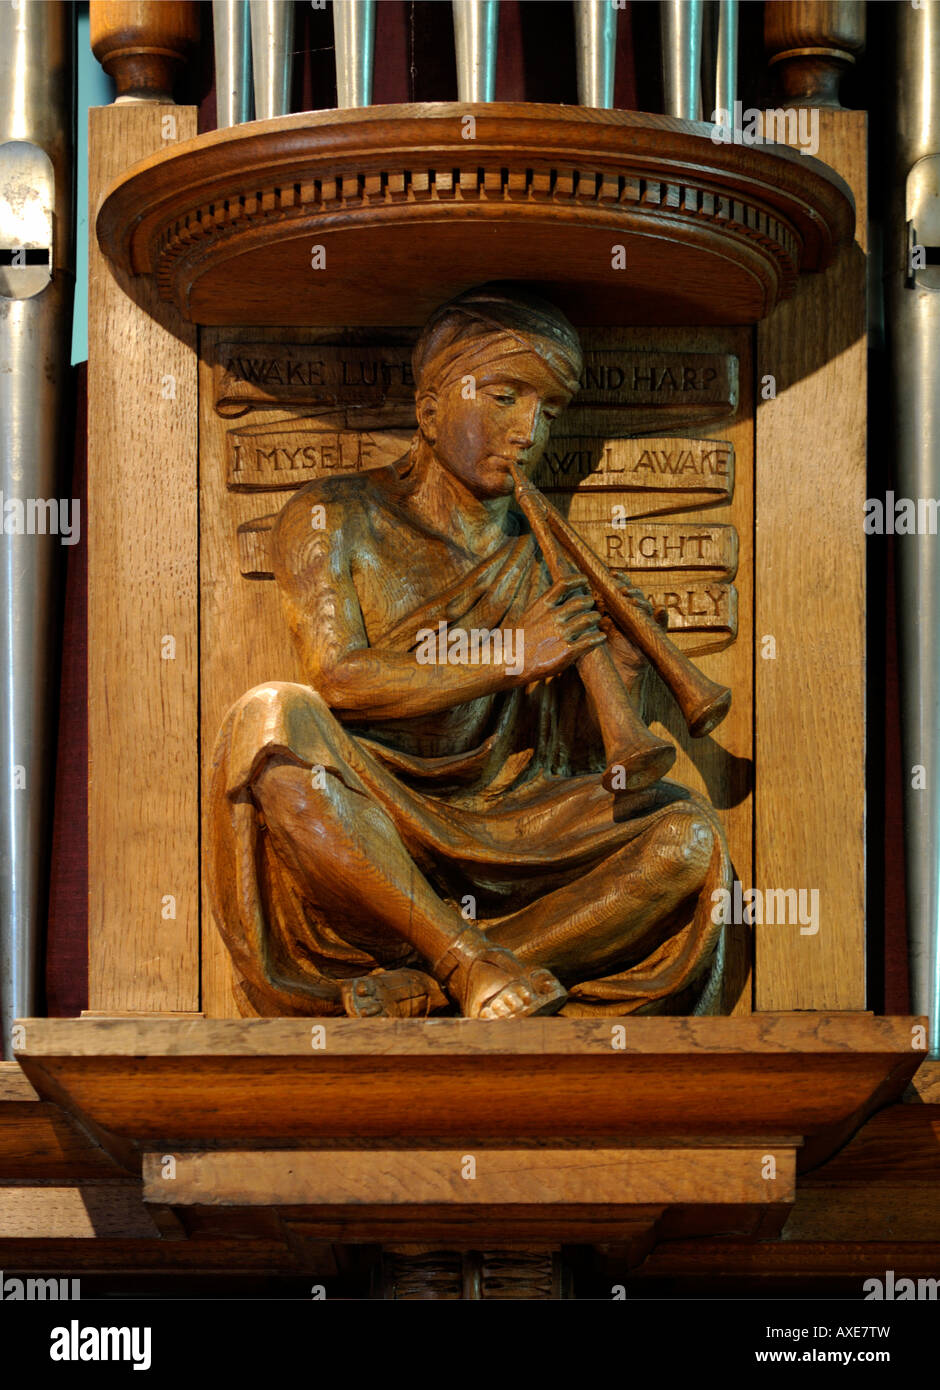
[{"xmin": 510, "ymin": 419, "xmax": 537, "ymax": 447}]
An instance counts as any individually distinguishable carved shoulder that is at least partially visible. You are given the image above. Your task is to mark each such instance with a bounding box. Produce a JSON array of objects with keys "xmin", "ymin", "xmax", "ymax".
[{"xmin": 270, "ymin": 468, "xmax": 392, "ymax": 586}]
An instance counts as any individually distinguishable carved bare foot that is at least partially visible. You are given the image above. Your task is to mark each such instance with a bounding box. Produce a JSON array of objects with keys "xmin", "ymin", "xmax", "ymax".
[
  {"xmin": 431, "ymin": 927, "xmax": 567, "ymax": 1020},
  {"xmin": 341, "ymin": 968, "xmax": 447, "ymax": 1018},
  {"xmin": 465, "ymin": 955, "xmax": 568, "ymax": 1019}
]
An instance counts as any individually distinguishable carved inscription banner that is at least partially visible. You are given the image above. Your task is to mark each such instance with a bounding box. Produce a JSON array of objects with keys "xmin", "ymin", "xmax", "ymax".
[
  {"xmin": 214, "ymin": 344, "xmax": 416, "ymax": 419},
  {"xmin": 226, "ymin": 421, "xmax": 735, "ymax": 510},
  {"xmin": 533, "ymin": 436, "xmax": 734, "ymax": 499},
  {"xmin": 237, "ymin": 517, "xmax": 737, "ymax": 581},
  {"xmin": 237, "ymin": 513, "xmax": 738, "ymax": 650},
  {"xmin": 636, "ymin": 580, "xmax": 737, "ymax": 654},
  {"xmin": 219, "ymin": 340, "xmax": 740, "ymax": 655},
  {"xmin": 237, "ymin": 514, "xmax": 279, "ymax": 579},
  {"xmin": 226, "ymin": 422, "xmax": 411, "ymax": 491},
  {"xmin": 215, "ymin": 344, "xmax": 737, "ymax": 436},
  {"xmin": 599, "ymin": 523, "xmax": 737, "ymax": 574},
  {"xmin": 561, "ymin": 351, "xmax": 737, "ymax": 435}
]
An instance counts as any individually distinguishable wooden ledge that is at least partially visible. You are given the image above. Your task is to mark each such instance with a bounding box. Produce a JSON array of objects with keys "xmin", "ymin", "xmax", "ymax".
[
  {"xmin": 905, "ymin": 1057, "xmax": 940, "ymax": 1103},
  {"xmin": 141, "ymin": 1145, "xmax": 796, "ymax": 1208},
  {"xmin": 13, "ymin": 1016, "xmax": 924, "ymax": 1176},
  {"xmin": 138, "ymin": 1145, "xmax": 796, "ymax": 1244},
  {"xmin": 94, "ymin": 103, "xmax": 856, "ymax": 327}
]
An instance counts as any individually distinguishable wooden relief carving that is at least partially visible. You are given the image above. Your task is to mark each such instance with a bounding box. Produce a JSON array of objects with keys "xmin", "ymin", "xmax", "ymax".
[
  {"xmin": 207, "ymin": 285, "xmax": 736, "ymax": 1020},
  {"xmin": 213, "ymin": 342, "xmax": 736, "ymax": 429}
]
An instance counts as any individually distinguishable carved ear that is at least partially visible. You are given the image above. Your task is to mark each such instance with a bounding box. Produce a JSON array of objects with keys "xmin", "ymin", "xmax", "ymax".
[{"xmin": 416, "ymin": 390, "xmax": 438, "ymax": 443}]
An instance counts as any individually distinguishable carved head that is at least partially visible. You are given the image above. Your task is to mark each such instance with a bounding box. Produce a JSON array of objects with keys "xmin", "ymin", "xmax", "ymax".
[{"xmin": 410, "ymin": 284, "xmax": 584, "ymax": 499}]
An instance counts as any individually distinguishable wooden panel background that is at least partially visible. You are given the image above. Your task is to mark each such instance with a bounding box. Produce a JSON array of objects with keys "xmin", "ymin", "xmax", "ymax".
[
  {"xmin": 87, "ymin": 104, "xmax": 200, "ymax": 1012},
  {"xmin": 199, "ymin": 325, "xmax": 753, "ymax": 1018},
  {"xmin": 85, "ymin": 119, "xmax": 867, "ymax": 1023},
  {"xmin": 755, "ymin": 111, "xmax": 867, "ymax": 1010}
]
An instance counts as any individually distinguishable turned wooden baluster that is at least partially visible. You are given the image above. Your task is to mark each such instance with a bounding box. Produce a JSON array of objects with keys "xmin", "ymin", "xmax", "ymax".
[
  {"xmin": 764, "ymin": 0, "xmax": 865, "ymax": 109},
  {"xmin": 90, "ymin": 0, "xmax": 200, "ymax": 104}
]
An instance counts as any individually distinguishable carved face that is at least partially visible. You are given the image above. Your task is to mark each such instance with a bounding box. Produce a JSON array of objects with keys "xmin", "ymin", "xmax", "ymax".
[{"xmin": 418, "ymin": 349, "xmax": 571, "ymax": 499}]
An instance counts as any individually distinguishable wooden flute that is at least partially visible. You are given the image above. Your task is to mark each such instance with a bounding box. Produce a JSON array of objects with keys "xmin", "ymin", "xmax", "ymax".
[
  {"xmin": 510, "ymin": 464, "xmax": 732, "ymax": 741},
  {"xmin": 508, "ymin": 460, "xmax": 677, "ymax": 793}
]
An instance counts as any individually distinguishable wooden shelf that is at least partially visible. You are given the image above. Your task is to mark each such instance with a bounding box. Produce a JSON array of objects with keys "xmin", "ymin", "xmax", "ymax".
[
  {"xmin": 14, "ymin": 1015, "xmax": 922, "ymax": 1168},
  {"xmin": 3, "ymin": 1021, "xmax": 933, "ymax": 1257},
  {"xmin": 1, "ymin": 1058, "xmax": 936, "ymax": 1281},
  {"xmin": 95, "ymin": 103, "xmax": 856, "ymax": 328}
]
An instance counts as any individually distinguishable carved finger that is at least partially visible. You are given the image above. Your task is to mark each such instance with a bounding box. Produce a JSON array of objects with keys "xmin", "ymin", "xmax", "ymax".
[
  {"xmin": 545, "ymin": 576, "xmax": 590, "ymax": 604},
  {"xmin": 558, "ymin": 591, "xmax": 598, "ymax": 611},
  {"xmin": 569, "ymin": 631, "xmax": 607, "ymax": 655},
  {"xmin": 565, "ymin": 612, "xmax": 604, "ymax": 639}
]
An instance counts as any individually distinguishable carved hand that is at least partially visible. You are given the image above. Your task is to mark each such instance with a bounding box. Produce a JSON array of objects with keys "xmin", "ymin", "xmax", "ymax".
[
  {"xmin": 507, "ymin": 575, "xmax": 607, "ymax": 685},
  {"xmin": 604, "ymin": 575, "xmax": 670, "ymax": 690},
  {"xmin": 611, "ymin": 573, "xmax": 659, "ymax": 619}
]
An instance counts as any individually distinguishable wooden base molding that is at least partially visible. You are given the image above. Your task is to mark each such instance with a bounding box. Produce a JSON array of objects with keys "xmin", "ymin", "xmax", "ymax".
[
  {"xmin": 0, "ymin": 1039, "xmax": 936, "ymax": 1291},
  {"xmin": 137, "ymin": 1145, "xmax": 795, "ymax": 1246},
  {"xmin": 11, "ymin": 1015, "xmax": 924, "ymax": 1170}
]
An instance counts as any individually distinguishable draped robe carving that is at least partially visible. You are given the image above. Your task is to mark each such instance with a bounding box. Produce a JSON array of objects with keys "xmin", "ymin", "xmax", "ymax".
[{"xmin": 208, "ymin": 286, "xmax": 733, "ymax": 1020}]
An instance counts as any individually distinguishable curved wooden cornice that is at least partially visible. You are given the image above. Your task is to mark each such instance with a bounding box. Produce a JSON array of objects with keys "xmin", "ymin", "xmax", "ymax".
[{"xmin": 95, "ymin": 104, "xmax": 856, "ymax": 327}]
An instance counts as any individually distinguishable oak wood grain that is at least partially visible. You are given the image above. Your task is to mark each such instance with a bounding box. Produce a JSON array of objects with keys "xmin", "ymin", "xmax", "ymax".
[
  {"xmin": 0, "ymin": 1060, "xmax": 37, "ymax": 1101},
  {"xmin": 754, "ymin": 110, "xmax": 867, "ymax": 1010},
  {"xmin": 87, "ymin": 103, "xmax": 200, "ymax": 1013},
  {"xmin": 140, "ymin": 1145, "xmax": 796, "ymax": 1208},
  {"xmin": 0, "ymin": 1184, "xmax": 161, "ymax": 1240},
  {"xmin": 12, "ymin": 1016, "xmax": 923, "ymax": 1165},
  {"xmin": 906, "ymin": 1058, "xmax": 940, "ymax": 1104},
  {"xmin": 17, "ymin": 1013, "xmax": 918, "ymax": 1056},
  {"xmin": 0, "ymin": 1102, "xmax": 124, "ymax": 1178}
]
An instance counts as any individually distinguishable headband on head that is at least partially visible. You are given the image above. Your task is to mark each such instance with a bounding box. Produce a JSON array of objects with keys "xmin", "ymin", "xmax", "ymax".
[{"xmin": 412, "ymin": 284, "xmax": 584, "ymax": 398}]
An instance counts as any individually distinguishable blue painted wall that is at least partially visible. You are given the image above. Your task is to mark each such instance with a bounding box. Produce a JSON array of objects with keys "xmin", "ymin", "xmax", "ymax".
[{"xmin": 71, "ymin": 3, "xmax": 114, "ymax": 366}]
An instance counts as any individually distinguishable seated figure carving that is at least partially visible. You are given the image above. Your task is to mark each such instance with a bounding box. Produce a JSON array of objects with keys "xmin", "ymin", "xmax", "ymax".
[{"xmin": 209, "ymin": 284, "xmax": 733, "ymax": 1020}]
